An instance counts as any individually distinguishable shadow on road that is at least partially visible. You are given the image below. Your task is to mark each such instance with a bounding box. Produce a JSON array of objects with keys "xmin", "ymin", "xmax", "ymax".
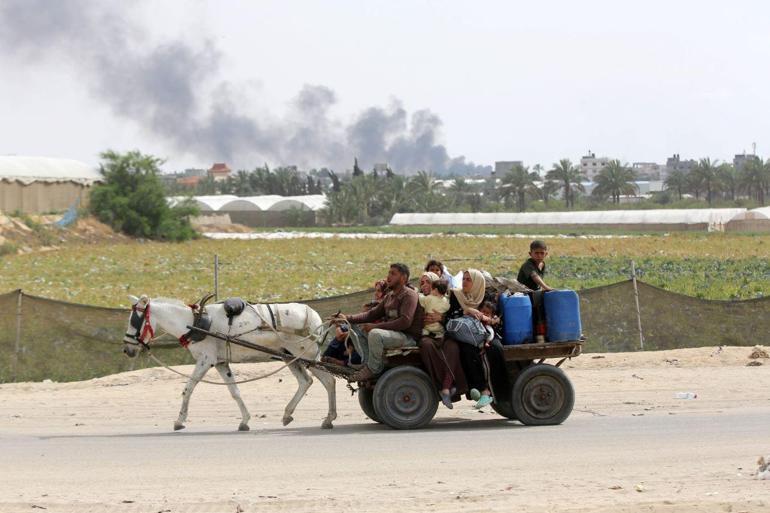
[{"xmin": 39, "ymin": 416, "xmax": 533, "ymax": 440}]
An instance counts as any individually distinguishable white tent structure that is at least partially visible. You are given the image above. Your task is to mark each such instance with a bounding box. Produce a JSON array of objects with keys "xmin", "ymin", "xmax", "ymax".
[
  {"xmin": 725, "ymin": 207, "xmax": 770, "ymax": 232},
  {"xmin": 0, "ymin": 156, "xmax": 102, "ymax": 213},
  {"xmin": 390, "ymin": 208, "xmax": 747, "ymax": 231},
  {"xmin": 169, "ymin": 194, "xmax": 327, "ymax": 227}
]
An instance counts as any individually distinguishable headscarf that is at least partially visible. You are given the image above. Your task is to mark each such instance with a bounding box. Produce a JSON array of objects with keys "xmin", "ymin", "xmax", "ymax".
[
  {"xmin": 451, "ymin": 268, "xmax": 486, "ymax": 313},
  {"xmin": 420, "ymin": 271, "xmax": 440, "ymax": 294}
]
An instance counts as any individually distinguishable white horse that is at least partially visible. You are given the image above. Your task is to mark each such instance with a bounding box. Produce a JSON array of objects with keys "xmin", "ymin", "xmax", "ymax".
[{"xmin": 122, "ymin": 295, "xmax": 337, "ymax": 431}]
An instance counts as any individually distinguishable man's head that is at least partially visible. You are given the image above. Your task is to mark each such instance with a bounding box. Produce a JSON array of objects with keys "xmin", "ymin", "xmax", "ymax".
[
  {"xmin": 387, "ymin": 263, "xmax": 410, "ymax": 288},
  {"xmin": 529, "ymin": 240, "xmax": 548, "ymax": 264}
]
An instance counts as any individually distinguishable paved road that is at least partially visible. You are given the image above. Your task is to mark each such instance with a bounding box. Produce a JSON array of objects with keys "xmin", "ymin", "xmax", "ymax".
[{"xmin": 1, "ymin": 408, "xmax": 768, "ymax": 512}]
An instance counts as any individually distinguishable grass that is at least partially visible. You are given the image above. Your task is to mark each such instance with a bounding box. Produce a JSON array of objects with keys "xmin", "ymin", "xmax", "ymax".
[{"xmin": 1, "ymin": 232, "xmax": 768, "ymax": 307}]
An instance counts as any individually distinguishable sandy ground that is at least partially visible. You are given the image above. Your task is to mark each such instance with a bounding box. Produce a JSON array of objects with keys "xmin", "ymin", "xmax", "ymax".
[{"xmin": 1, "ymin": 346, "xmax": 769, "ymax": 513}]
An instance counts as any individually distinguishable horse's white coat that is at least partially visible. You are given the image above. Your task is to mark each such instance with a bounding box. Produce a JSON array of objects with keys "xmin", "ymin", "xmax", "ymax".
[{"xmin": 124, "ymin": 296, "xmax": 337, "ymax": 431}]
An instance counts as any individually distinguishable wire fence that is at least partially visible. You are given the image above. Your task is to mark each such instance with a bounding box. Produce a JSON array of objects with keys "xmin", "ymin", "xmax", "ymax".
[{"xmin": 1, "ymin": 281, "xmax": 768, "ymax": 383}]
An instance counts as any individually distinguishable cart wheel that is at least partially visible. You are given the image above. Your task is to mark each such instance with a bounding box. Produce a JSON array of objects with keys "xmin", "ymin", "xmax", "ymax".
[
  {"xmin": 511, "ymin": 364, "xmax": 574, "ymax": 426},
  {"xmin": 358, "ymin": 386, "xmax": 382, "ymax": 423},
  {"xmin": 373, "ymin": 366, "xmax": 438, "ymax": 430},
  {"xmin": 491, "ymin": 400, "xmax": 517, "ymax": 420}
]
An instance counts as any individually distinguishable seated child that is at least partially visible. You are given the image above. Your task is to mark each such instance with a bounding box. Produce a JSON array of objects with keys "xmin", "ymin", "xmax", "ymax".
[
  {"xmin": 479, "ymin": 300, "xmax": 502, "ymax": 344},
  {"xmin": 321, "ymin": 325, "xmax": 362, "ymax": 367},
  {"xmin": 419, "ymin": 279, "xmax": 450, "ymax": 337},
  {"xmin": 363, "ymin": 278, "xmax": 389, "ymax": 311}
]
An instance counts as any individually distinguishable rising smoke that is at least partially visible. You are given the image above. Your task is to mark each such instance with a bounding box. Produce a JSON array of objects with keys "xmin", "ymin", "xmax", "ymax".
[{"xmin": 0, "ymin": 0, "xmax": 490, "ymax": 175}]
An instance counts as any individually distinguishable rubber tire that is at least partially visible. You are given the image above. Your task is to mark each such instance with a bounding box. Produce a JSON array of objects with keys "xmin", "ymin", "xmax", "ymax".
[
  {"xmin": 358, "ymin": 386, "xmax": 382, "ymax": 423},
  {"xmin": 373, "ymin": 366, "xmax": 438, "ymax": 430},
  {"xmin": 511, "ymin": 364, "xmax": 575, "ymax": 426},
  {"xmin": 491, "ymin": 400, "xmax": 517, "ymax": 420}
]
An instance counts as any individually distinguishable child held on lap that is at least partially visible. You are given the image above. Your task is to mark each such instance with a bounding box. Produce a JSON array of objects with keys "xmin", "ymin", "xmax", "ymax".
[{"xmin": 419, "ymin": 279, "xmax": 450, "ymax": 338}]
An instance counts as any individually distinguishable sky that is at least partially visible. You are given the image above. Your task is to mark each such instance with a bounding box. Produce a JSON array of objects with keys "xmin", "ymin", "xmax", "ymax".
[{"xmin": 1, "ymin": 0, "xmax": 769, "ymax": 174}]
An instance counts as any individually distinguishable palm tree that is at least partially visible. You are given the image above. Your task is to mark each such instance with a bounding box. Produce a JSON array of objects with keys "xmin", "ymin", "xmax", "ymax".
[
  {"xmin": 740, "ymin": 158, "xmax": 768, "ymax": 205},
  {"xmin": 501, "ymin": 164, "xmax": 539, "ymax": 212},
  {"xmin": 546, "ymin": 159, "xmax": 585, "ymax": 209},
  {"xmin": 448, "ymin": 177, "xmax": 472, "ymax": 208},
  {"xmin": 664, "ymin": 168, "xmax": 688, "ymax": 201},
  {"xmin": 591, "ymin": 160, "xmax": 638, "ymax": 204},
  {"xmin": 692, "ymin": 158, "xmax": 720, "ymax": 205},
  {"xmin": 717, "ymin": 163, "xmax": 739, "ymax": 201},
  {"xmin": 540, "ymin": 178, "xmax": 560, "ymax": 205}
]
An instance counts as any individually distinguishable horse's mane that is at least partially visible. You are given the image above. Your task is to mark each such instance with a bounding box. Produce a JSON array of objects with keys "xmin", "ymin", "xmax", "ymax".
[{"xmin": 152, "ymin": 297, "xmax": 187, "ymax": 307}]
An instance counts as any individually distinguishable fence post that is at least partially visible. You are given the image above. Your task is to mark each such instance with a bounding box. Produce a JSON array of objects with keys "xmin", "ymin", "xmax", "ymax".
[
  {"xmin": 13, "ymin": 290, "xmax": 22, "ymax": 381},
  {"xmin": 214, "ymin": 254, "xmax": 219, "ymax": 301},
  {"xmin": 631, "ymin": 260, "xmax": 644, "ymax": 351}
]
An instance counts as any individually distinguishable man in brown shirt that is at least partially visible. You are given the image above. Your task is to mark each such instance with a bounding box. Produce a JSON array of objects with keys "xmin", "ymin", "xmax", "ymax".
[{"xmin": 334, "ymin": 263, "xmax": 423, "ymax": 381}]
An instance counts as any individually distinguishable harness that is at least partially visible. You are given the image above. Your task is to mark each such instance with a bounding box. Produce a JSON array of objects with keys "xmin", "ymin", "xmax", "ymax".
[{"xmin": 125, "ymin": 303, "xmax": 155, "ymax": 350}]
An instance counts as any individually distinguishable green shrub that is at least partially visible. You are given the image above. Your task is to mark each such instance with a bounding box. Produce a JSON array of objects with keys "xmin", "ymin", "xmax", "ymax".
[{"xmin": 89, "ymin": 150, "xmax": 199, "ymax": 241}]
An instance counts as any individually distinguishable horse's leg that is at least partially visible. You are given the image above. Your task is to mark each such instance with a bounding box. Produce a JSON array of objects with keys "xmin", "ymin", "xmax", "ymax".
[
  {"xmin": 282, "ymin": 362, "xmax": 313, "ymax": 426},
  {"xmin": 308, "ymin": 367, "xmax": 337, "ymax": 429},
  {"xmin": 215, "ymin": 363, "xmax": 251, "ymax": 431},
  {"xmin": 174, "ymin": 356, "xmax": 213, "ymax": 431}
]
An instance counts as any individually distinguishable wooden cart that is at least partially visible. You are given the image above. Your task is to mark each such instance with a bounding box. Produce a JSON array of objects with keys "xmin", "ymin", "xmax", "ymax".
[{"xmin": 357, "ymin": 340, "xmax": 583, "ymax": 430}]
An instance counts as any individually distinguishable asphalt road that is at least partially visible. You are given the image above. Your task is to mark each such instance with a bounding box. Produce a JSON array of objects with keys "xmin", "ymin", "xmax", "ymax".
[{"xmin": 1, "ymin": 408, "xmax": 768, "ymax": 512}]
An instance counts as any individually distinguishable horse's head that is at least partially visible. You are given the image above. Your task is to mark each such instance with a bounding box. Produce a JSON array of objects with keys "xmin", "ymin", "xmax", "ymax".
[{"xmin": 123, "ymin": 294, "xmax": 156, "ymax": 358}]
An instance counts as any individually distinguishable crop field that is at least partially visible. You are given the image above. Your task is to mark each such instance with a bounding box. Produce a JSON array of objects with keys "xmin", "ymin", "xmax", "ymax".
[{"xmin": 1, "ymin": 232, "xmax": 768, "ymax": 307}]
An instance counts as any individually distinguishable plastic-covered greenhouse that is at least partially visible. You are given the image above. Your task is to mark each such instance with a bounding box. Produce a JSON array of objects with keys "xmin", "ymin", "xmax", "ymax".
[
  {"xmin": 725, "ymin": 207, "xmax": 770, "ymax": 232},
  {"xmin": 390, "ymin": 208, "xmax": 747, "ymax": 231}
]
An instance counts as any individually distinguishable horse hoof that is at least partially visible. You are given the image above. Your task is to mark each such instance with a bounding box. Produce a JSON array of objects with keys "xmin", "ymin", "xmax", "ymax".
[
  {"xmin": 173, "ymin": 422, "xmax": 185, "ymax": 431},
  {"xmin": 282, "ymin": 415, "xmax": 294, "ymax": 426},
  {"xmin": 238, "ymin": 423, "xmax": 250, "ymax": 431},
  {"xmin": 321, "ymin": 420, "xmax": 334, "ymax": 429}
]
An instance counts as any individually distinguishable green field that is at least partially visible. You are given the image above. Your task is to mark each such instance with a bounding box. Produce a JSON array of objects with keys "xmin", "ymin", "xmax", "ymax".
[{"xmin": 1, "ymin": 232, "xmax": 768, "ymax": 306}]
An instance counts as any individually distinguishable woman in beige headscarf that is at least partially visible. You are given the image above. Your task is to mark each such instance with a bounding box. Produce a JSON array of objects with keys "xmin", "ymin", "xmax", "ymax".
[{"xmin": 445, "ymin": 268, "xmax": 510, "ymax": 409}]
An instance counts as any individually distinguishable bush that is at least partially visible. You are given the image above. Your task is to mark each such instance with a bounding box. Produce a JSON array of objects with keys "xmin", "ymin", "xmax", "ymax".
[{"xmin": 89, "ymin": 150, "xmax": 198, "ymax": 241}]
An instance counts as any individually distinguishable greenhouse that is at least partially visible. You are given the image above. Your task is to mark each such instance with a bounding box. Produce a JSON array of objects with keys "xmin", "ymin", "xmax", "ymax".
[
  {"xmin": 390, "ymin": 208, "xmax": 748, "ymax": 231},
  {"xmin": 169, "ymin": 194, "xmax": 327, "ymax": 227},
  {"xmin": 0, "ymin": 156, "xmax": 102, "ymax": 213},
  {"xmin": 724, "ymin": 207, "xmax": 770, "ymax": 233}
]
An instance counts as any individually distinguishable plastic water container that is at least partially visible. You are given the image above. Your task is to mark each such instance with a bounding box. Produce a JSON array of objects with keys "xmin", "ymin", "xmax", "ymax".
[
  {"xmin": 544, "ymin": 290, "xmax": 582, "ymax": 342},
  {"xmin": 501, "ymin": 293, "xmax": 533, "ymax": 345}
]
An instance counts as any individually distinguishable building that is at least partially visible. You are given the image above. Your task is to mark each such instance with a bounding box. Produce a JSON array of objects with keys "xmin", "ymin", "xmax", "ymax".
[
  {"xmin": 208, "ymin": 163, "xmax": 231, "ymax": 182},
  {"xmin": 632, "ymin": 162, "xmax": 663, "ymax": 180},
  {"xmin": 579, "ymin": 151, "xmax": 609, "ymax": 180},
  {"xmin": 494, "ymin": 161, "xmax": 523, "ymax": 175},
  {"xmin": 664, "ymin": 154, "xmax": 697, "ymax": 180},
  {"xmin": 733, "ymin": 153, "xmax": 761, "ymax": 172},
  {"xmin": 0, "ymin": 156, "xmax": 102, "ymax": 213}
]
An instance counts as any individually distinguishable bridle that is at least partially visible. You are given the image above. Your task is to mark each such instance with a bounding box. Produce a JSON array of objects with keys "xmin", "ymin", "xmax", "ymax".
[{"xmin": 124, "ymin": 302, "xmax": 156, "ymax": 351}]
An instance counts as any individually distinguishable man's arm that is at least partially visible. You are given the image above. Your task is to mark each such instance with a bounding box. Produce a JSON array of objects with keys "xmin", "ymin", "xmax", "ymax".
[{"xmin": 347, "ymin": 299, "xmax": 386, "ymax": 325}]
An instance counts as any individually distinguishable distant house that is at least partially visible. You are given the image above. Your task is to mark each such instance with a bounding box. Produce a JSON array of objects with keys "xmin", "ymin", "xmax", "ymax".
[
  {"xmin": 494, "ymin": 161, "xmax": 523, "ymax": 175},
  {"xmin": 208, "ymin": 163, "xmax": 231, "ymax": 182},
  {"xmin": 580, "ymin": 151, "xmax": 609, "ymax": 181},
  {"xmin": 176, "ymin": 175, "xmax": 202, "ymax": 187},
  {"xmin": 733, "ymin": 153, "xmax": 760, "ymax": 172},
  {"xmin": 664, "ymin": 154, "xmax": 697, "ymax": 180}
]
